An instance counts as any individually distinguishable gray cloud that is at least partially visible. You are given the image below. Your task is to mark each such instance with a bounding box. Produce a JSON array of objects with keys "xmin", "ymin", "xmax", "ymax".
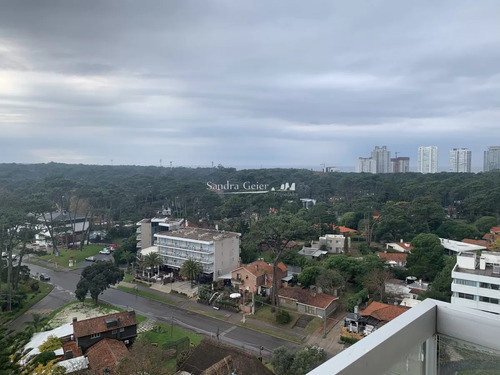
[{"xmin": 0, "ymin": 0, "xmax": 499, "ymax": 170}]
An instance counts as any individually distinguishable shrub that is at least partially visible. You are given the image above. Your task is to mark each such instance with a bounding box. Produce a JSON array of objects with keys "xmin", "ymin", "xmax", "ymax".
[
  {"xmin": 275, "ymin": 309, "xmax": 291, "ymax": 324},
  {"xmin": 28, "ymin": 279, "xmax": 40, "ymax": 292}
]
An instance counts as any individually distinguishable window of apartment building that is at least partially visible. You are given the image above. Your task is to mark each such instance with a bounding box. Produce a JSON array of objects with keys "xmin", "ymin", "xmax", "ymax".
[
  {"xmin": 479, "ymin": 296, "xmax": 500, "ymax": 304},
  {"xmin": 90, "ymin": 333, "xmax": 101, "ymax": 339},
  {"xmin": 112, "ymin": 329, "xmax": 117, "ymax": 334},
  {"xmin": 120, "ymin": 328, "xmax": 125, "ymax": 332},
  {"xmin": 479, "ymin": 282, "xmax": 500, "ymax": 290},
  {"xmin": 455, "ymin": 279, "xmax": 478, "ymax": 287},
  {"xmin": 457, "ymin": 292, "xmax": 475, "ymax": 300}
]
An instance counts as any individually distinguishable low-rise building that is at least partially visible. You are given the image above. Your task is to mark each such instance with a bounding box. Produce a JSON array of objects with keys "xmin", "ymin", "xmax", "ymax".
[
  {"xmin": 451, "ymin": 252, "xmax": 500, "ymax": 314},
  {"xmin": 319, "ymin": 234, "xmax": 345, "ymax": 254},
  {"xmin": 86, "ymin": 338, "xmax": 130, "ymax": 375},
  {"xmin": 73, "ymin": 311, "xmax": 138, "ymax": 353},
  {"xmin": 155, "ymin": 227, "xmax": 240, "ymax": 280},
  {"xmin": 231, "ymin": 260, "xmax": 288, "ymax": 296},
  {"xmin": 385, "ymin": 240, "xmax": 413, "ymax": 253},
  {"xmin": 35, "ymin": 210, "xmax": 90, "ymax": 248},
  {"xmin": 377, "ymin": 252, "xmax": 407, "ymax": 268},
  {"xmin": 278, "ymin": 287, "xmax": 338, "ymax": 318},
  {"xmin": 298, "ymin": 247, "xmax": 328, "ymax": 260}
]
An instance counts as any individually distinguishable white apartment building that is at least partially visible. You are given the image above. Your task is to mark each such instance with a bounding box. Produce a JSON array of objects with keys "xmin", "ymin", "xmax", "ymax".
[
  {"xmin": 371, "ymin": 146, "xmax": 391, "ymax": 173},
  {"xmin": 319, "ymin": 234, "xmax": 345, "ymax": 254},
  {"xmin": 154, "ymin": 227, "xmax": 240, "ymax": 281},
  {"xmin": 449, "ymin": 148, "xmax": 471, "ymax": 173},
  {"xmin": 451, "ymin": 252, "xmax": 500, "ymax": 314},
  {"xmin": 418, "ymin": 146, "xmax": 438, "ymax": 174},
  {"xmin": 484, "ymin": 146, "xmax": 500, "ymax": 172},
  {"xmin": 136, "ymin": 217, "xmax": 184, "ymax": 250},
  {"xmin": 355, "ymin": 157, "xmax": 376, "ymax": 173}
]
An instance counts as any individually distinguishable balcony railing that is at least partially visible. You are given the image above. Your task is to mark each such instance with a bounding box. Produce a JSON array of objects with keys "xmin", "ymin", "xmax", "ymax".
[{"xmin": 307, "ymin": 299, "xmax": 500, "ymax": 375}]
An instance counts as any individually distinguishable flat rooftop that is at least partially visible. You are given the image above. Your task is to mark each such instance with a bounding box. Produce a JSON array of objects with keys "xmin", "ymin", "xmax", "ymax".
[
  {"xmin": 156, "ymin": 228, "xmax": 240, "ymax": 242},
  {"xmin": 455, "ymin": 265, "xmax": 500, "ymax": 279},
  {"xmin": 440, "ymin": 238, "xmax": 487, "ymax": 252}
]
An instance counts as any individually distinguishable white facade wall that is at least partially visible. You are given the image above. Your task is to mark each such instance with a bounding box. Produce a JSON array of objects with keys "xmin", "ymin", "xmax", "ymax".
[
  {"xmin": 355, "ymin": 158, "xmax": 376, "ymax": 173},
  {"xmin": 155, "ymin": 230, "xmax": 240, "ymax": 281},
  {"xmin": 484, "ymin": 146, "xmax": 500, "ymax": 172},
  {"xmin": 449, "ymin": 148, "xmax": 472, "ymax": 173},
  {"xmin": 451, "ymin": 264, "xmax": 500, "ymax": 314},
  {"xmin": 418, "ymin": 146, "xmax": 438, "ymax": 174},
  {"xmin": 213, "ymin": 235, "xmax": 240, "ymax": 278},
  {"xmin": 371, "ymin": 146, "xmax": 391, "ymax": 173},
  {"xmin": 320, "ymin": 234, "xmax": 345, "ymax": 254}
]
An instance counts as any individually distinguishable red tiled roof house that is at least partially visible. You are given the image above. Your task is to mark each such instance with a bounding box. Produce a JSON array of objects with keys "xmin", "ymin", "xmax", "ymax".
[
  {"xmin": 86, "ymin": 338, "xmax": 130, "ymax": 375},
  {"xmin": 377, "ymin": 252, "xmax": 408, "ymax": 267},
  {"xmin": 278, "ymin": 287, "xmax": 338, "ymax": 318},
  {"xmin": 73, "ymin": 311, "xmax": 138, "ymax": 353},
  {"xmin": 231, "ymin": 260, "xmax": 288, "ymax": 296}
]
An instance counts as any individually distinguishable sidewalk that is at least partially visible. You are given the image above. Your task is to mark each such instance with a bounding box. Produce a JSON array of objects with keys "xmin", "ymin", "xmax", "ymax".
[{"xmin": 116, "ymin": 280, "xmax": 346, "ymax": 348}]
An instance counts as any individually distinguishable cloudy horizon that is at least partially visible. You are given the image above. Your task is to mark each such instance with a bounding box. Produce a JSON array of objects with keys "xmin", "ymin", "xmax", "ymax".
[{"xmin": 1, "ymin": 1, "xmax": 499, "ymax": 172}]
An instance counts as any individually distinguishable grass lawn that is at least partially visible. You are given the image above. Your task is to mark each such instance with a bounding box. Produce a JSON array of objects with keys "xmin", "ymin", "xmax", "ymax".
[
  {"xmin": 117, "ymin": 286, "xmax": 180, "ymax": 306},
  {"xmin": 0, "ymin": 282, "xmax": 54, "ymax": 325},
  {"xmin": 141, "ymin": 321, "xmax": 202, "ymax": 347},
  {"xmin": 238, "ymin": 321, "xmax": 303, "ymax": 343},
  {"xmin": 250, "ymin": 305, "xmax": 300, "ymax": 329},
  {"xmin": 36, "ymin": 245, "xmax": 104, "ymax": 268},
  {"xmin": 123, "ymin": 272, "xmax": 134, "ymax": 283},
  {"xmin": 304, "ymin": 317, "xmax": 323, "ymax": 334}
]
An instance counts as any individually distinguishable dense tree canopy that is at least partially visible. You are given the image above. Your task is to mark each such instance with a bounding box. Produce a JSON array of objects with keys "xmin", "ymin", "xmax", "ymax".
[
  {"xmin": 406, "ymin": 234, "xmax": 445, "ymax": 281},
  {"xmin": 75, "ymin": 261, "xmax": 124, "ymax": 304}
]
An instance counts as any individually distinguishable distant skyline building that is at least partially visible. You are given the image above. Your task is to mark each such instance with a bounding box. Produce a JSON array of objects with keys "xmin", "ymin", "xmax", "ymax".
[
  {"xmin": 484, "ymin": 146, "xmax": 500, "ymax": 172},
  {"xmin": 355, "ymin": 157, "xmax": 376, "ymax": 173},
  {"xmin": 390, "ymin": 157, "xmax": 410, "ymax": 173},
  {"xmin": 449, "ymin": 148, "xmax": 471, "ymax": 173},
  {"xmin": 371, "ymin": 146, "xmax": 391, "ymax": 173},
  {"xmin": 417, "ymin": 146, "xmax": 438, "ymax": 174}
]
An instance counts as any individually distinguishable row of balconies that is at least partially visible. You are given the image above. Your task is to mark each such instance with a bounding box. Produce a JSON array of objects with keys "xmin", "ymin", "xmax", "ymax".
[
  {"xmin": 156, "ymin": 241, "xmax": 212, "ymax": 253},
  {"xmin": 156, "ymin": 244, "xmax": 213, "ymax": 255}
]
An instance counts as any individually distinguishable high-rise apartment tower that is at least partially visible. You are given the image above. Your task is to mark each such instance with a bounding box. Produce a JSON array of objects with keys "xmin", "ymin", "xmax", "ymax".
[
  {"xmin": 449, "ymin": 148, "xmax": 471, "ymax": 173},
  {"xmin": 371, "ymin": 146, "xmax": 391, "ymax": 173},
  {"xmin": 484, "ymin": 146, "xmax": 500, "ymax": 172},
  {"xmin": 417, "ymin": 146, "xmax": 438, "ymax": 174},
  {"xmin": 390, "ymin": 157, "xmax": 410, "ymax": 173}
]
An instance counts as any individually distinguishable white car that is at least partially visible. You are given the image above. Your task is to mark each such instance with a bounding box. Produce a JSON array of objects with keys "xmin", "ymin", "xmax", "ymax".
[{"xmin": 99, "ymin": 248, "xmax": 111, "ymax": 255}]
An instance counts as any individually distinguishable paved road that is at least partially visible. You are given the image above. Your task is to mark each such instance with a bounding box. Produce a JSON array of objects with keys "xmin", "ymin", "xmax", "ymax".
[{"xmin": 11, "ymin": 262, "xmax": 299, "ymax": 357}]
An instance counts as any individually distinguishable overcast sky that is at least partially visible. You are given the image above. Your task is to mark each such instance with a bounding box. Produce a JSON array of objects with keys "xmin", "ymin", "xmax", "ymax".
[{"xmin": 1, "ymin": 1, "xmax": 499, "ymax": 171}]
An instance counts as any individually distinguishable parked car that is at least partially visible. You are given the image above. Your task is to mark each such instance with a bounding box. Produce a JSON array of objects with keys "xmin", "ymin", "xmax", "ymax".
[
  {"xmin": 99, "ymin": 248, "xmax": 111, "ymax": 255},
  {"xmin": 39, "ymin": 273, "xmax": 50, "ymax": 281},
  {"xmin": 85, "ymin": 256, "xmax": 97, "ymax": 262}
]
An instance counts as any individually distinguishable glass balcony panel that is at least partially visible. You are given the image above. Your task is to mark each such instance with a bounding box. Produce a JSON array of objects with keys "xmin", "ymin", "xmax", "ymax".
[
  {"xmin": 437, "ymin": 335, "xmax": 500, "ymax": 373},
  {"xmin": 385, "ymin": 341, "xmax": 426, "ymax": 375}
]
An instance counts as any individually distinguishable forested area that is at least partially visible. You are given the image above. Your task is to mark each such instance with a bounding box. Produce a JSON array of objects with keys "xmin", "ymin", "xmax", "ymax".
[
  {"xmin": 1, "ymin": 162, "xmax": 499, "ymax": 312},
  {"xmin": 1, "ymin": 163, "xmax": 500, "ymax": 226}
]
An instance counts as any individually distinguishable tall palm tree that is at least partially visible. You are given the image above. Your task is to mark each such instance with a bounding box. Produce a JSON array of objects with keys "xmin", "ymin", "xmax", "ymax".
[
  {"xmin": 180, "ymin": 258, "xmax": 203, "ymax": 288},
  {"xmin": 142, "ymin": 252, "xmax": 163, "ymax": 277}
]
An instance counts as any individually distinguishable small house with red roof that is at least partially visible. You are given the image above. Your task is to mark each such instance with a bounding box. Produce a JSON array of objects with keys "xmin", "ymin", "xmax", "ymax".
[
  {"xmin": 361, "ymin": 301, "xmax": 409, "ymax": 327},
  {"xmin": 278, "ymin": 287, "xmax": 338, "ymax": 318},
  {"xmin": 386, "ymin": 240, "xmax": 414, "ymax": 253},
  {"xmin": 73, "ymin": 311, "xmax": 138, "ymax": 353},
  {"xmin": 231, "ymin": 260, "xmax": 288, "ymax": 296},
  {"xmin": 377, "ymin": 252, "xmax": 408, "ymax": 268},
  {"xmin": 86, "ymin": 338, "xmax": 130, "ymax": 375}
]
